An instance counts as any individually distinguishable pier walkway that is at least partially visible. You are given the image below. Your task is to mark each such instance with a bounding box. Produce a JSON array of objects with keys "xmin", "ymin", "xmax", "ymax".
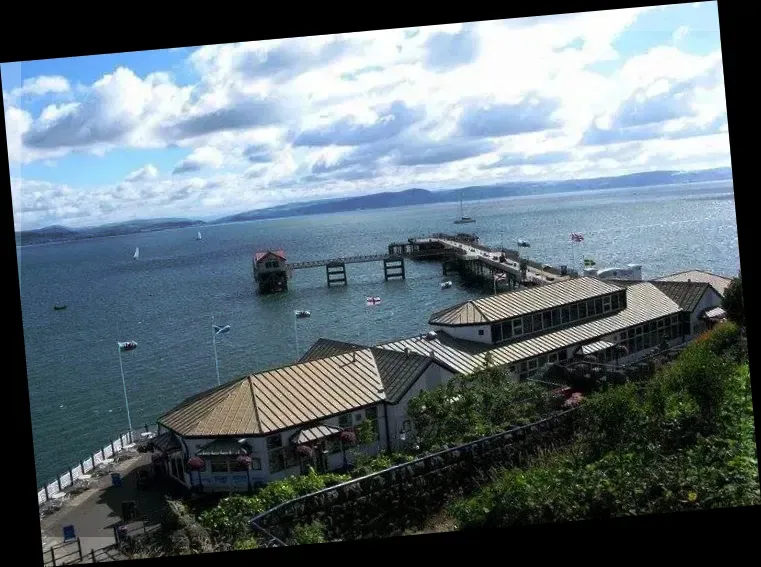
[
  {"xmin": 413, "ymin": 236, "xmax": 571, "ymax": 285},
  {"xmin": 287, "ymin": 254, "xmax": 390, "ymax": 270}
]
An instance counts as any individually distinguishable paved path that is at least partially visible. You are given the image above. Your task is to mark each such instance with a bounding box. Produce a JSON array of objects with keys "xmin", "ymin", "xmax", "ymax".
[{"xmin": 39, "ymin": 453, "xmax": 167, "ymax": 563}]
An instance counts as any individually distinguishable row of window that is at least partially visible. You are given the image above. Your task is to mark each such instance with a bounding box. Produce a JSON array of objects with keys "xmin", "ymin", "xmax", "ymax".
[
  {"xmin": 209, "ymin": 457, "xmax": 262, "ymax": 473},
  {"xmin": 264, "ymin": 260, "xmax": 280, "ymax": 269},
  {"xmin": 491, "ymin": 291, "xmax": 627, "ymax": 344},
  {"xmin": 511, "ymin": 314, "xmax": 683, "ymax": 381},
  {"xmin": 266, "ymin": 406, "xmax": 381, "ymax": 473}
]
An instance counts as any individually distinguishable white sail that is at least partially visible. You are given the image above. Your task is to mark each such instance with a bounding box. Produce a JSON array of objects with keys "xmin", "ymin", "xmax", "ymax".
[
  {"xmin": 197, "ymin": 231, "xmax": 202, "ymax": 240},
  {"xmin": 133, "ymin": 247, "xmax": 139, "ymax": 260}
]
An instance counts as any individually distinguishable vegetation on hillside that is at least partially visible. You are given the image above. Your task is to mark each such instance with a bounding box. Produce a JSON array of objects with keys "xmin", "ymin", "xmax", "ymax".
[
  {"xmin": 449, "ymin": 322, "xmax": 758, "ymax": 528},
  {"xmin": 197, "ymin": 468, "xmax": 349, "ymax": 547},
  {"xmin": 407, "ymin": 365, "xmax": 565, "ymax": 452},
  {"xmin": 722, "ymin": 273, "xmax": 744, "ymax": 328}
]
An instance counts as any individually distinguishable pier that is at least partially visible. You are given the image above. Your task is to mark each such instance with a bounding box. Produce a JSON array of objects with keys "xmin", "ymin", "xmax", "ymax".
[{"xmin": 253, "ymin": 233, "xmax": 574, "ymax": 293}]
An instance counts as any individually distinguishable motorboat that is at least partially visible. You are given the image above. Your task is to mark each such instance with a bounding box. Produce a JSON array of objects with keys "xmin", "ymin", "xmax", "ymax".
[
  {"xmin": 295, "ymin": 310, "xmax": 311, "ymax": 319},
  {"xmin": 440, "ymin": 281, "xmax": 452, "ymax": 289}
]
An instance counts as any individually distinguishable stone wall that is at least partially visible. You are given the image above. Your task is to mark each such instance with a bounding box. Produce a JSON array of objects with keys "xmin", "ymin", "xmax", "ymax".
[{"xmin": 252, "ymin": 409, "xmax": 578, "ymax": 542}]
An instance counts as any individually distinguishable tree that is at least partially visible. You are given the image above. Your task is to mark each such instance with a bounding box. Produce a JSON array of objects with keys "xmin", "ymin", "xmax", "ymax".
[{"xmin": 722, "ymin": 274, "xmax": 744, "ymax": 328}]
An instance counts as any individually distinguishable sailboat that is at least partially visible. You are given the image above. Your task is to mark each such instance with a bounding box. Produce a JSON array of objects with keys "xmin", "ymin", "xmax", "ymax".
[
  {"xmin": 196, "ymin": 231, "xmax": 202, "ymax": 241},
  {"xmin": 453, "ymin": 191, "xmax": 476, "ymax": 224},
  {"xmin": 133, "ymin": 247, "xmax": 140, "ymax": 260}
]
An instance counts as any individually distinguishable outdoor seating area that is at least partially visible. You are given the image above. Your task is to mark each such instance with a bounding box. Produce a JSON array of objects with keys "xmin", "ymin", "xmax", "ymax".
[{"xmin": 39, "ymin": 492, "xmax": 69, "ymax": 517}]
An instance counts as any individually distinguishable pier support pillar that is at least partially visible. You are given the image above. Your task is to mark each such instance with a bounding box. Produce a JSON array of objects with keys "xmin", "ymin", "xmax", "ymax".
[
  {"xmin": 384, "ymin": 256, "xmax": 405, "ymax": 281},
  {"xmin": 326, "ymin": 262, "xmax": 347, "ymax": 286}
]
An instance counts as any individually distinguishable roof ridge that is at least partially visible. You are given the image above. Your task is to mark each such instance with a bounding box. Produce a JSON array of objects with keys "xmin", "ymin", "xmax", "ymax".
[{"xmin": 246, "ymin": 377, "xmax": 262, "ymax": 434}]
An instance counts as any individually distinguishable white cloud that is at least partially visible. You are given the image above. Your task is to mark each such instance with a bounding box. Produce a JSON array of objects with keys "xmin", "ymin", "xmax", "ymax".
[
  {"xmin": 172, "ymin": 146, "xmax": 224, "ymax": 174},
  {"xmin": 673, "ymin": 25, "xmax": 690, "ymax": 43},
  {"xmin": 5, "ymin": 6, "xmax": 731, "ymax": 230},
  {"xmin": 10, "ymin": 75, "xmax": 70, "ymax": 100},
  {"xmin": 125, "ymin": 164, "xmax": 159, "ymax": 182}
]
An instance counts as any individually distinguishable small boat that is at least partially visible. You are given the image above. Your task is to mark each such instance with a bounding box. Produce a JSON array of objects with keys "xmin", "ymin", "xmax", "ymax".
[
  {"xmin": 295, "ymin": 310, "xmax": 311, "ymax": 319},
  {"xmin": 517, "ymin": 239, "xmax": 530, "ymax": 247},
  {"xmin": 196, "ymin": 231, "xmax": 202, "ymax": 241},
  {"xmin": 53, "ymin": 305, "xmax": 67, "ymax": 311},
  {"xmin": 440, "ymin": 281, "xmax": 452, "ymax": 289},
  {"xmin": 453, "ymin": 191, "xmax": 476, "ymax": 224},
  {"xmin": 133, "ymin": 247, "xmax": 140, "ymax": 260}
]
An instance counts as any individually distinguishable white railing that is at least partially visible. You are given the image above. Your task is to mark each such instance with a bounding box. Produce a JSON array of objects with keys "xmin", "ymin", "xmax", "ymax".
[{"xmin": 37, "ymin": 424, "xmax": 158, "ymax": 506}]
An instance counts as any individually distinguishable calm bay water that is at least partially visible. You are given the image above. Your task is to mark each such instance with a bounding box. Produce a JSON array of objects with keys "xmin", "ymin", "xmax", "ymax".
[{"xmin": 19, "ymin": 181, "xmax": 738, "ymax": 486}]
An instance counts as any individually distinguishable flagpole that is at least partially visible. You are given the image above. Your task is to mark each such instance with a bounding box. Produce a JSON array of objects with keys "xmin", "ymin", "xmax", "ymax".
[
  {"xmin": 117, "ymin": 343, "xmax": 134, "ymax": 441},
  {"xmin": 293, "ymin": 315, "xmax": 300, "ymax": 360},
  {"xmin": 212, "ymin": 317, "xmax": 221, "ymax": 386}
]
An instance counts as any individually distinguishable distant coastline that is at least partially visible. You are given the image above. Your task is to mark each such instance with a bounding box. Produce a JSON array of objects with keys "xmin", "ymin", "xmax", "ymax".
[{"xmin": 14, "ymin": 167, "xmax": 732, "ymax": 247}]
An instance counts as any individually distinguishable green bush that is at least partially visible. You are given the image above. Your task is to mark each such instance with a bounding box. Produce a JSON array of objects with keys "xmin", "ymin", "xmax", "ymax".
[
  {"xmin": 232, "ymin": 538, "xmax": 259, "ymax": 550},
  {"xmin": 449, "ymin": 325, "xmax": 758, "ymax": 530},
  {"xmin": 198, "ymin": 467, "xmax": 349, "ymax": 544},
  {"xmin": 290, "ymin": 520, "xmax": 327, "ymax": 545}
]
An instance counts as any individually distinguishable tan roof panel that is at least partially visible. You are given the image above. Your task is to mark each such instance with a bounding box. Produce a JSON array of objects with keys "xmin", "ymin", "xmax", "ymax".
[
  {"xmin": 159, "ymin": 349, "xmax": 385, "ymax": 438},
  {"xmin": 299, "ymin": 338, "xmax": 365, "ymax": 362},
  {"xmin": 429, "ymin": 277, "xmax": 622, "ymax": 326},
  {"xmin": 385, "ymin": 282, "xmax": 681, "ymax": 374},
  {"xmin": 655, "ymin": 270, "xmax": 732, "ymax": 297}
]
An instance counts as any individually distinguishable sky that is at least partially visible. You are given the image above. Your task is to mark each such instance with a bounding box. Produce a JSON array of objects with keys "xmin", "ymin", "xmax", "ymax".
[{"xmin": 2, "ymin": 2, "xmax": 730, "ymax": 231}]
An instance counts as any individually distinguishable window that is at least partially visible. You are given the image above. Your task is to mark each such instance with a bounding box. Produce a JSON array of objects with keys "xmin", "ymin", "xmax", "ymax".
[
  {"xmin": 578, "ymin": 302, "xmax": 587, "ymax": 319},
  {"xmin": 594, "ymin": 298, "xmax": 603, "ymax": 314},
  {"xmin": 266, "ymin": 435, "xmax": 283, "ymax": 450},
  {"xmin": 520, "ymin": 361, "xmax": 528, "ymax": 373},
  {"xmin": 211, "ymin": 459, "xmax": 229, "ymax": 473},
  {"xmin": 543, "ymin": 311, "xmax": 552, "ymax": 329},
  {"xmin": 551, "ymin": 309, "xmax": 560, "ymax": 326},
  {"xmin": 635, "ymin": 336, "xmax": 643, "ymax": 351},
  {"xmin": 401, "ymin": 420, "xmax": 411, "ymax": 433},
  {"xmin": 267, "ymin": 434, "xmax": 291, "ymax": 473},
  {"xmin": 338, "ymin": 414, "xmax": 353, "ymax": 429},
  {"xmin": 635, "ymin": 326, "xmax": 643, "ymax": 336},
  {"xmin": 538, "ymin": 355, "xmax": 548, "ymax": 366},
  {"xmin": 587, "ymin": 300, "xmax": 595, "ymax": 316},
  {"xmin": 503, "ymin": 321, "xmax": 513, "ymax": 339},
  {"xmin": 328, "ymin": 438, "xmax": 342, "ymax": 454},
  {"xmin": 657, "ymin": 319, "xmax": 665, "ymax": 329},
  {"xmin": 528, "ymin": 359, "xmax": 538, "ymax": 370},
  {"xmin": 251, "ymin": 457, "xmax": 262, "ymax": 471},
  {"xmin": 569, "ymin": 304, "xmax": 578, "ymax": 322},
  {"xmin": 354, "ymin": 413, "xmax": 363, "ymax": 423},
  {"xmin": 671, "ymin": 315, "xmax": 678, "ymax": 325},
  {"xmin": 549, "ymin": 352, "xmax": 558, "ymax": 364},
  {"xmin": 602, "ymin": 296, "xmax": 611, "ymax": 313},
  {"xmin": 533, "ymin": 313, "xmax": 543, "ymax": 332},
  {"xmin": 611, "ymin": 294, "xmax": 619, "ymax": 310},
  {"xmin": 478, "ymin": 329, "xmax": 484, "ymax": 336},
  {"xmin": 558, "ymin": 350, "xmax": 568, "ymax": 361},
  {"xmin": 513, "ymin": 319, "xmax": 523, "ymax": 336},
  {"xmin": 561, "ymin": 307, "xmax": 570, "ymax": 324},
  {"xmin": 524, "ymin": 315, "xmax": 533, "ymax": 334},
  {"xmin": 492, "ymin": 324, "xmax": 502, "ymax": 343},
  {"xmin": 643, "ymin": 332, "xmax": 651, "ymax": 349}
]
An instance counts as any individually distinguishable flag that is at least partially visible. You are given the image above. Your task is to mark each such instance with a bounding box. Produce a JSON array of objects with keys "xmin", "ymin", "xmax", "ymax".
[
  {"xmin": 213, "ymin": 324, "xmax": 231, "ymax": 335},
  {"xmin": 584, "ymin": 258, "xmax": 596, "ymax": 267},
  {"xmin": 493, "ymin": 273, "xmax": 507, "ymax": 281},
  {"xmin": 118, "ymin": 341, "xmax": 138, "ymax": 352},
  {"xmin": 570, "ymin": 232, "xmax": 584, "ymax": 242},
  {"xmin": 365, "ymin": 296, "xmax": 382, "ymax": 306}
]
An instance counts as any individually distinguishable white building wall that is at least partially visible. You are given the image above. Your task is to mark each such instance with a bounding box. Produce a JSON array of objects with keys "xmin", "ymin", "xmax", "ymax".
[
  {"xmin": 688, "ymin": 288, "xmax": 723, "ymax": 337},
  {"xmin": 432, "ymin": 324, "xmax": 492, "ymax": 344},
  {"xmin": 386, "ymin": 363, "xmax": 456, "ymax": 451}
]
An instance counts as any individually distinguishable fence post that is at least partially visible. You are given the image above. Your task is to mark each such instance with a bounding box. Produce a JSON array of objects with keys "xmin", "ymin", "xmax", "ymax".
[
  {"xmin": 57, "ymin": 476, "xmax": 62, "ymax": 493},
  {"xmin": 111, "ymin": 440, "xmax": 116, "ymax": 454},
  {"xmin": 91, "ymin": 548, "xmax": 96, "ymax": 563},
  {"xmin": 101, "ymin": 447, "xmax": 106, "ymax": 460},
  {"xmin": 81, "ymin": 461, "xmax": 85, "ymax": 474},
  {"xmin": 50, "ymin": 546, "xmax": 56, "ymax": 567},
  {"xmin": 44, "ymin": 485, "xmax": 50, "ymax": 501},
  {"xmin": 144, "ymin": 424, "xmax": 149, "ymax": 433},
  {"xmin": 77, "ymin": 537, "xmax": 83, "ymax": 561}
]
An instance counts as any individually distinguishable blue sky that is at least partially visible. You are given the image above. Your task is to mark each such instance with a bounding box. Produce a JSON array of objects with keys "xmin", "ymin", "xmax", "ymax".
[{"xmin": 3, "ymin": 3, "xmax": 729, "ymax": 230}]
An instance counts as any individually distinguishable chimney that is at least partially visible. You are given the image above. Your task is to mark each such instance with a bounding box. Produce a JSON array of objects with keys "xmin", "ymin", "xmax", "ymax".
[
  {"xmin": 352, "ymin": 351, "xmax": 357, "ymax": 362},
  {"xmin": 429, "ymin": 350, "xmax": 435, "ymax": 360},
  {"xmin": 404, "ymin": 347, "xmax": 410, "ymax": 358}
]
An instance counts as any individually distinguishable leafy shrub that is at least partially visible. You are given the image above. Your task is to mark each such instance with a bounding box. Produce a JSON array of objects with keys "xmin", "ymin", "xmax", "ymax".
[
  {"xmin": 290, "ymin": 520, "xmax": 327, "ymax": 545},
  {"xmin": 577, "ymin": 382, "xmax": 643, "ymax": 456},
  {"xmin": 198, "ymin": 467, "xmax": 349, "ymax": 544},
  {"xmin": 232, "ymin": 538, "xmax": 259, "ymax": 550}
]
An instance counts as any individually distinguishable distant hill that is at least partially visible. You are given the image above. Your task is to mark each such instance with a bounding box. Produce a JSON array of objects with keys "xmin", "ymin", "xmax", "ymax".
[
  {"xmin": 215, "ymin": 167, "xmax": 733, "ymax": 223},
  {"xmin": 15, "ymin": 218, "xmax": 204, "ymax": 246},
  {"xmin": 15, "ymin": 167, "xmax": 732, "ymax": 245}
]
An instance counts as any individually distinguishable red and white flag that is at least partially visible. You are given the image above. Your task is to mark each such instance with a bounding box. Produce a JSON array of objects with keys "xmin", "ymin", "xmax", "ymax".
[
  {"xmin": 365, "ymin": 296, "xmax": 382, "ymax": 306},
  {"xmin": 570, "ymin": 232, "xmax": 584, "ymax": 242}
]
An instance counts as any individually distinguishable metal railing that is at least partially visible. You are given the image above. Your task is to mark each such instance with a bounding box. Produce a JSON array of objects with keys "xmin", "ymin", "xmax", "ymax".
[{"xmin": 37, "ymin": 423, "xmax": 158, "ymax": 506}]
